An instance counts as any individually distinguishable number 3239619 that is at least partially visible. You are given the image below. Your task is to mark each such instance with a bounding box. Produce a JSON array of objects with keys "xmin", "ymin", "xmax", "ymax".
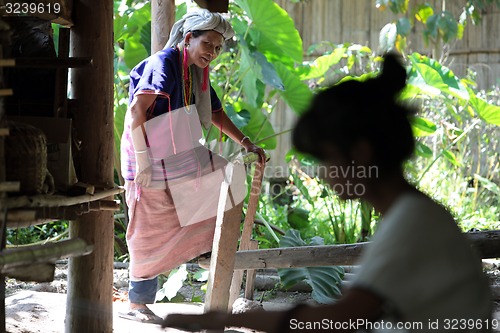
[
  {"xmin": 2, "ymin": 2, "xmax": 61, "ymax": 15},
  {"xmin": 443, "ymin": 318, "xmax": 499, "ymax": 330}
]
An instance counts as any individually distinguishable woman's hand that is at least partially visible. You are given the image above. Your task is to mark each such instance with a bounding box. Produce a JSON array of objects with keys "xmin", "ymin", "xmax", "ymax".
[
  {"xmin": 162, "ymin": 309, "xmax": 285, "ymax": 333},
  {"xmin": 242, "ymin": 139, "xmax": 268, "ymax": 165}
]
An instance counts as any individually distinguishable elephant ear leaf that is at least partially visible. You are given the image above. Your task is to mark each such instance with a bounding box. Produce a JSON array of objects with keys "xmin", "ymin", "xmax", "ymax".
[
  {"xmin": 277, "ymin": 230, "xmax": 345, "ymax": 304},
  {"xmin": 236, "ymin": 0, "xmax": 303, "ymax": 66}
]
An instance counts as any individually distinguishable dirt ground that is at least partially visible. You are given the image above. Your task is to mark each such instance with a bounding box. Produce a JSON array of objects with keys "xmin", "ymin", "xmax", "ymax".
[
  {"xmin": 4, "ymin": 260, "xmax": 500, "ymax": 333},
  {"xmin": 4, "ymin": 263, "xmax": 314, "ymax": 333}
]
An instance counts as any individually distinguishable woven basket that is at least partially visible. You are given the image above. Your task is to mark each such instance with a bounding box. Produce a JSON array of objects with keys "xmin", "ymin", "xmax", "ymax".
[{"xmin": 5, "ymin": 120, "xmax": 48, "ymax": 195}]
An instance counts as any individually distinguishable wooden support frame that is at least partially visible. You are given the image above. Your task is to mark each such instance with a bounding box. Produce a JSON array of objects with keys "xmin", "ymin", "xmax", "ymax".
[
  {"xmin": 0, "ymin": 57, "xmax": 92, "ymax": 68},
  {"xmin": 5, "ymin": 186, "xmax": 123, "ymax": 209},
  {"xmin": 204, "ymin": 164, "xmax": 244, "ymax": 314},
  {"xmin": 205, "ymin": 157, "xmax": 500, "ymax": 318},
  {"xmin": 228, "ymin": 161, "xmax": 265, "ymax": 309},
  {"xmin": 230, "ymin": 230, "xmax": 500, "ymax": 271},
  {"xmin": 204, "ymin": 154, "xmax": 266, "ymax": 317},
  {"xmin": 66, "ymin": 0, "xmax": 115, "ymax": 331},
  {"xmin": 1, "ymin": 238, "xmax": 93, "ymax": 274}
]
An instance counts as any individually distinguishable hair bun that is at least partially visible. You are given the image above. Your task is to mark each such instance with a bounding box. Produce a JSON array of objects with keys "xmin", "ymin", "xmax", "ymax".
[{"xmin": 377, "ymin": 52, "xmax": 407, "ymax": 97}]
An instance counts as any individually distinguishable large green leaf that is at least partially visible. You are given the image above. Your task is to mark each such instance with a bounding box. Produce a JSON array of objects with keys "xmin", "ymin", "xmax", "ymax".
[
  {"xmin": 116, "ymin": 2, "xmax": 151, "ymax": 42},
  {"xmin": 415, "ymin": 3, "xmax": 434, "ymax": 23},
  {"xmin": 469, "ymin": 93, "xmax": 500, "ymax": 126},
  {"xmin": 443, "ymin": 149, "xmax": 461, "ymax": 167},
  {"xmin": 474, "ymin": 174, "xmax": 500, "ymax": 197},
  {"xmin": 436, "ymin": 11, "xmax": 459, "ymax": 43},
  {"xmin": 118, "ymin": 2, "xmax": 151, "ymax": 68},
  {"xmin": 408, "ymin": 53, "xmax": 469, "ymax": 100},
  {"xmin": 236, "ymin": 0, "xmax": 303, "ymax": 64},
  {"xmin": 254, "ymin": 52, "xmax": 285, "ymax": 90},
  {"xmin": 278, "ymin": 230, "xmax": 344, "ymax": 304},
  {"xmin": 291, "ymin": 172, "xmax": 314, "ymax": 206},
  {"xmin": 410, "ymin": 116, "xmax": 437, "ymax": 137},
  {"xmin": 415, "ymin": 141, "xmax": 433, "ymax": 158},
  {"xmin": 124, "ymin": 37, "xmax": 148, "ymax": 69},
  {"xmin": 139, "ymin": 20, "xmax": 151, "ymax": 56},
  {"xmin": 274, "ymin": 62, "xmax": 313, "ymax": 115},
  {"xmin": 237, "ymin": 102, "xmax": 277, "ymax": 149},
  {"xmin": 297, "ymin": 47, "xmax": 346, "ymax": 80},
  {"xmin": 226, "ymin": 104, "xmax": 251, "ymax": 128},
  {"xmin": 239, "ymin": 45, "xmax": 260, "ymax": 108}
]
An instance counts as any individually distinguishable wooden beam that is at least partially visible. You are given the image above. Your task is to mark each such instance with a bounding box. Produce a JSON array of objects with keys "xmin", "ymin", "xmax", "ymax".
[
  {"xmin": 54, "ymin": 27, "xmax": 71, "ymax": 117},
  {"xmin": 233, "ymin": 243, "xmax": 365, "ymax": 270},
  {"xmin": 151, "ymin": 0, "xmax": 175, "ymax": 53},
  {"xmin": 5, "ymin": 186, "xmax": 123, "ymax": 209},
  {"xmin": 228, "ymin": 162, "xmax": 265, "ymax": 309},
  {"xmin": 244, "ymin": 239, "xmax": 259, "ymax": 300},
  {"xmin": 0, "ymin": 182, "xmax": 19, "ymax": 192},
  {"xmin": 5, "ymin": 200, "xmax": 121, "ymax": 228},
  {"xmin": 0, "ymin": 89, "xmax": 13, "ymax": 97},
  {"xmin": 0, "ymin": 57, "xmax": 92, "ymax": 68},
  {"xmin": 66, "ymin": 0, "xmax": 115, "ymax": 331},
  {"xmin": 204, "ymin": 176, "xmax": 243, "ymax": 315},
  {"xmin": 465, "ymin": 230, "xmax": 500, "ymax": 259},
  {"xmin": 4, "ymin": 263, "xmax": 55, "ymax": 282},
  {"xmin": 232, "ymin": 230, "xmax": 500, "ymax": 270},
  {"xmin": 0, "ymin": 238, "xmax": 93, "ymax": 273}
]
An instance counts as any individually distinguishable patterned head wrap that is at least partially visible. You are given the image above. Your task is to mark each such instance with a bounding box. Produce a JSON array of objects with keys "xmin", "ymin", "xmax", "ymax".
[{"xmin": 164, "ymin": 8, "xmax": 235, "ymax": 49}]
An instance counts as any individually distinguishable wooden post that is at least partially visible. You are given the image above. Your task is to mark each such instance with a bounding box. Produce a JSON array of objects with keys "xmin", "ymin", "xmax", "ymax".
[
  {"xmin": 66, "ymin": 1, "xmax": 115, "ymax": 332},
  {"xmin": 228, "ymin": 162, "xmax": 265, "ymax": 309},
  {"xmin": 204, "ymin": 165, "xmax": 244, "ymax": 314},
  {"xmin": 243, "ymin": 239, "xmax": 259, "ymax": 300},
  {"xmin": 151, "ymin": 0, "xmax": 176, "ymax": 54},
  {"xmin": 54, "ymin": 28, "xmax": 70, "ymax": 118}
]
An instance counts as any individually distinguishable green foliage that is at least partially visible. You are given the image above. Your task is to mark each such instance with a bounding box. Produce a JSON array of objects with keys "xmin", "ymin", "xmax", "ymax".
[
  {"xmin": 7, "ymin": 221, "xmax": 69, "ymax": 246},
  {"xmin": 277, "ymin": 230, "xmax": 344, "ymax": 304},
  {"xmin": 376, "ymin": 0, "xmax": 500, "ymax": 57},
  {"xmin": 156, "ymin": 264, "xmax": 208, "ymax": 303}
]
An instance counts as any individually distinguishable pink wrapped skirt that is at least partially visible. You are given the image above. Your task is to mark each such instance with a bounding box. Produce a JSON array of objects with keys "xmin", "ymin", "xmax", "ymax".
[{"xmin": 124, "ymin": 181, "xmax": 216, "ymax": 281}]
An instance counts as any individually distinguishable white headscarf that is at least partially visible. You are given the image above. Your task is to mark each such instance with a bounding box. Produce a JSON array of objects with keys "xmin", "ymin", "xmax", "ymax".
[
  {"xmin": 164, "ymin": 9, "xmax": 235, "ymax": 129},
  {"xmin": 165, "ymin": 8, "xmax": 235, "ymax": 49}
]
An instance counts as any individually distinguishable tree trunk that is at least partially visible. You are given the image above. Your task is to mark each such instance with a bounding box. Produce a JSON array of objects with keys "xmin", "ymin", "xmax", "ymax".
[
  {"xmin": 151, "ymin": 0, "xmax": 175, "ymax": 54},
  {"xmin": 65, "ymin": 0, "xmax": 114, "ymax": 332}
]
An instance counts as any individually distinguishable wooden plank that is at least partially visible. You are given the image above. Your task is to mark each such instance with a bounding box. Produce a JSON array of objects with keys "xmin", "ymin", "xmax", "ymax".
[
  {"xmin": 0, "ymin": 89, "xmax": 13, "ymax": 97},
  {"xmin": 5, "ymin": 186, "xmax": 124, "ymax": 209},
  {"xmin": 54, "ymin": 27, "xmax": 70, "ymax": 117},
  {"xmin": 228, "ymin": 162, "xmax": 265, "ymax": 309},
  {"xmin": 6, "ymin": 209, "xmax": 36, "ymax": 223},
  {"xmin": 5, "ymin": 200, "xmax": 121, "ymax": 228},
  {"xmin": 0, "ymin": 181, "xmax": 19, "ymax": 192},
  {"xmin": 0, "ymin": 57, "xmax": 92, "ymax": 68},
  {"xmin": 243, "ymin": 239, "xmax": 259, "ymax": 300},
  {"xmin": 0, "ymin": 238, "xmax": 93, "ymax": 272},
  {"xmin": 4, "ymin": 263, "xmax": 55, "ymax": 282},
  {"xmin": 204, "ymin": 184, "xmax": 244, "ymax": 314},
  {"xmin": 232, "ymin": 230, "xmax": 500, "ymax": 270},
  {"xmin": 234, "ymin": 243, "xmax": 365, "ymax": 270}
]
